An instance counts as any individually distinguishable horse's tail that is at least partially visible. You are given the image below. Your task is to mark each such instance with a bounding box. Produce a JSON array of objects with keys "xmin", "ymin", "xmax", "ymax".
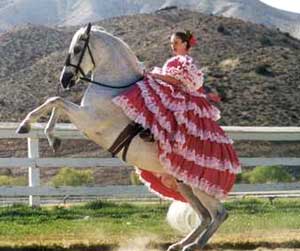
[{"xmin": 166, "ymin": 201, "xmax": 200, "ymax": 234}]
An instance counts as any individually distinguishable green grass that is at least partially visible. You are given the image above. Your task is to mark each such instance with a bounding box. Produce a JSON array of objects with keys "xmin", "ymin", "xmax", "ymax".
[
  {"xmin": 49, "ymin": 167, "xmax": 95, "ymax": 187},
  {"xmin": 222, "ymin": 198, "xmax": 300, "ymax": 232},
  {"xmin": 0, "ymin": 201, "xmax": 175, "ymax": 246},
  {"xmin": 0, "ymin": 198, "xmax": 300, "ymax": 248},
  {"xmin": 236, "ymin": 165, "xmax": 294, "ymax": 184},
  {"xmin": 0, "ymin": 175, "xmax": 27, "ymax": 186}
]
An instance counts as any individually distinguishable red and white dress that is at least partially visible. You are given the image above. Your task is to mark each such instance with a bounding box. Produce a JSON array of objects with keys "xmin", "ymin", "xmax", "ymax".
[{"xmin": 113, "ymin": 55, "xmax": 241, "ymax": 202}]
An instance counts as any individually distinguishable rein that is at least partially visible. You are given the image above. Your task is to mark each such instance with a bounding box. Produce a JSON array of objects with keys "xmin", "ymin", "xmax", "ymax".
[{"xmin": 79, "ymin": 76, "xmax": 143, "ymax": 89}]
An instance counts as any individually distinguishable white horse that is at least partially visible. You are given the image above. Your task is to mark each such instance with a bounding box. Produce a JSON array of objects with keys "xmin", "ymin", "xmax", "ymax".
[{"xmin": 17, "ymin": 24, "xmax": 228, "ymax": 251}]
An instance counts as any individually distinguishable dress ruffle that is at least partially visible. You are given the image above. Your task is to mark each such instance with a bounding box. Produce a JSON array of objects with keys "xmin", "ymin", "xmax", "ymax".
[{"xmin": 113, "ymin": 73, "xmax": 241, "ymax": 201}]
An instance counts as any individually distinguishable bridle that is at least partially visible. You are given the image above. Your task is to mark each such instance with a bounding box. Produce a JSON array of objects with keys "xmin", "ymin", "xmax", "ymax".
[
  {"xmin": 63, "ymin": 23, "xmax": 148, "ymax": 161},
  {"xmin": 64, "ymin": 23, "xmax": 141, "ymax": 89},
  {"xmin": 65, "ymin": 23, "xmax": 95, "ymax": 78}
]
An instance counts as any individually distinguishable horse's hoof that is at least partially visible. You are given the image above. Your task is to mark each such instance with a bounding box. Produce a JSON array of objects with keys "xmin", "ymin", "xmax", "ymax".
[
  {"xmin": 167, "ymin": 243, "xmax": 183, "ymax": 251},
  {"xmin": 182, "ymin": 243, "xmax": 201, "ymax": 251},
  {"xmin": 16, "ymin": 123, "xmax": 31, "ymax": 134},
  {"xmin": 52, "ymin": 137, "xmax": 62, "ymax": 152}
]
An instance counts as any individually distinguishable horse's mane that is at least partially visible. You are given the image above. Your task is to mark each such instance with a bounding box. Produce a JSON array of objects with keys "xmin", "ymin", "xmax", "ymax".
[
  {"xmin": 92, "ymin": 26, "xmax": 138, "ymax": 60},
  {"xmin": 69, "ymin": 25, "xmax": 135, "ymax": 57}
]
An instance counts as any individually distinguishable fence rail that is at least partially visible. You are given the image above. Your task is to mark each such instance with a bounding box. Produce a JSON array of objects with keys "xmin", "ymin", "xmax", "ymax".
[{"xmin": 0, "ymin": 122, "xmax": 300, "ymax": 206}]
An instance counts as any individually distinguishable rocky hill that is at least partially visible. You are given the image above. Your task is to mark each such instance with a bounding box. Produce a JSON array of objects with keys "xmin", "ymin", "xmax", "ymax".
[
  {"xmin": 0, "ymin": 25, "xmax": 71, "ymax": 78},
  {"xmin": 0, "ymin": 0, "xmax": 300, "ymax": 39},
  {"xmin": 1, "ymin": 9, "xmax": 299, "ymax": 126}
]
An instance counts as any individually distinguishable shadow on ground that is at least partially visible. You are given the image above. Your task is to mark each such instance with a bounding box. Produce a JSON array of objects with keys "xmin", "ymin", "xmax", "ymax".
[{"xmin": 2, "ymin": 241, "xmax": 300, "ymax": 251}]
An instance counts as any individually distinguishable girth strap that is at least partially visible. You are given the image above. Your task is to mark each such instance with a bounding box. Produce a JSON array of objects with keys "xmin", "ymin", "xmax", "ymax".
[{"xmin": 108, "ymin": 122, "xmax": 144, "ymax": 161}]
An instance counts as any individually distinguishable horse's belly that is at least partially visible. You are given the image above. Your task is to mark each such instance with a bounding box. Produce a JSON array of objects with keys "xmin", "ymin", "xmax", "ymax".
[
  {"xmin": 124, "ymin": 137, "xmax": 165, "ymax": 173},
  {"xmin": 82, "ymin": 122, "xmax": 165, "ymax": 174}
]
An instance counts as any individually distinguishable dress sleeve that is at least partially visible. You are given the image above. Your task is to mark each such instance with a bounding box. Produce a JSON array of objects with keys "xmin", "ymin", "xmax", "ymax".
[{"xmin": 163, "ymin": 56, "xmax": 204, "ymax": 90}]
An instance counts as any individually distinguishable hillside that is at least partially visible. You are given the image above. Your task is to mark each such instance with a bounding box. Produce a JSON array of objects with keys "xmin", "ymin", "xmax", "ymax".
[
  {"xmin": 195, "ymin": 0, "xmax": 300, "ymax": 39},
  {"xmin": 1, "ymin": 9, "xmax": 299, "ymax": 126},
  {"xmin": 0, "ymin": 0, "xmax": 299, "ymax": 39},
  {"xmin": 0, "ymin": 25, "xmax": 72, "ymax": 78}
]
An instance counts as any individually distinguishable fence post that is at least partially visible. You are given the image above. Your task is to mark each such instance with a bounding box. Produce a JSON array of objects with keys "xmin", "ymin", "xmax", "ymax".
[{"xmin": 28, "ymin": 137, "xmax": 40, "ymax": 207}]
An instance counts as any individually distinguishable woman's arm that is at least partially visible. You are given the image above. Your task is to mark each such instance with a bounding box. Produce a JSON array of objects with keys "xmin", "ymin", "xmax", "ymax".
[{"xmin": 148, "ymin": 73, "xmax": 182, "ymax": 85}]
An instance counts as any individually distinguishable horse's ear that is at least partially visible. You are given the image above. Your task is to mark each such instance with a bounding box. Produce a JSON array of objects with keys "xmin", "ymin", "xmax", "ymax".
[{"xmin": 86, "ymin": 23, "xmax": 92, "ymax": 34}]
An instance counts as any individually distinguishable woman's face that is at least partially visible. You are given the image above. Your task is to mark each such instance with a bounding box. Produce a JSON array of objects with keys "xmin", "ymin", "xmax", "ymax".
[{"xmin": 170, "ymin": 34, "xmax": 188, "ymax": 55}]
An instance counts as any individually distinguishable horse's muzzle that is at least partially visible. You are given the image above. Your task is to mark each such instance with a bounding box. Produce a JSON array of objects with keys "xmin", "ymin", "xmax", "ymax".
[{"xmin": 60, "ymin": 71, "xmax": 76, "ymax": 89}]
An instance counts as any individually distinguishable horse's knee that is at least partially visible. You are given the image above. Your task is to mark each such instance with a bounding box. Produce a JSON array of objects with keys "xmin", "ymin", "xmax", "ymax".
[
  {"xmin": 46, "ymin": 96, "xmax": 63, "ymax": 105},
  {"xmin": 202, "ymin": 213, "xmax": 212, "ymax": 228},
  {"xmin": 44, "ymin": 125, "xmax": 53, "ymax": 135}
]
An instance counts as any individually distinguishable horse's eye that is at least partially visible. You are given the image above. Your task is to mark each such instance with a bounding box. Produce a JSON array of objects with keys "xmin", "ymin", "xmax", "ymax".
[{"xmin": 73, "ymin": 46, "xmax": 81, "ymax": 54}]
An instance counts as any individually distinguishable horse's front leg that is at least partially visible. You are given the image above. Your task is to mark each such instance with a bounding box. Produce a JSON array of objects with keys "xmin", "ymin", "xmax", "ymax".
[
  {"xmin": 17, "ymin": 97, "xmax": 84, "ymax": 137},
  {"xmin": 17, "ymin": 96, "xmax": 62, "ymax": 134},
  {"xmin": 44, "ymin": 107, "xmax": 62, "ymax": 152}
]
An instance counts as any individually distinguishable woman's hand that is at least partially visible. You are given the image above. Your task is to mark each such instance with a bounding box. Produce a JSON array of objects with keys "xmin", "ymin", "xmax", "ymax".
[
  {"xmin": 143, "ymin": 69, "xmax": 148, "ymax": 77},
  {"xmin": 148, "ymin": 72, "xmax": 161, "ymax": 79},
  {"xmin": 148, "ymin": 72, "xmax": 182, "ymax": 86}
]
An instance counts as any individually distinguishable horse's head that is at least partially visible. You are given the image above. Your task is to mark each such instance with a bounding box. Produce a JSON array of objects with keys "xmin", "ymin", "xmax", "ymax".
[
  {"xmin": 60, "ymin": 23, "xmax": 144, "ymax": 90},
  {"xmin": 60, "ymin": 23, "xmax": 95, "ymax": 89}
]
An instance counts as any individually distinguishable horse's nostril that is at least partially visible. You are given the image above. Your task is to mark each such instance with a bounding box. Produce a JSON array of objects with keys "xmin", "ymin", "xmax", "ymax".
[
  {"xmin": 69, "ymin": 79, "xmax": 76, "ymax": 88},
  {"xmin": 60, "ymin": 71, "xmax": 74, "ymax": 89}
]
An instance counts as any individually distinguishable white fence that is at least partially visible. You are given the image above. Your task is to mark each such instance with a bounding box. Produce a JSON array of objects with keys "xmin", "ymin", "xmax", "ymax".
[{"xmin": 1, "ymin": 122, "xmax": 300, "ymax": 206}]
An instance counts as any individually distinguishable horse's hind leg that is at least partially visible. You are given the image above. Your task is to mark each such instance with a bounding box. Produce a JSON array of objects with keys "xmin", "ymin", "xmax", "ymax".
[
  {"xmin": 195, "ymin": 206, "xmax": 228, "ymax": 249},
  {"xmin": 167, "ymin": 182, "xmax": 212, "ymax": 251},
  {"xmin": 189, "ymin": 189, "xmax": 228, "ymax": 250}
]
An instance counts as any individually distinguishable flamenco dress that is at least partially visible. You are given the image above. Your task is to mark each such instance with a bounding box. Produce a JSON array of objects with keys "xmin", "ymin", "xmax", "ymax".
[{"xmin": 113, "ymin": 55, "xmax": 241, "ymax": 202}]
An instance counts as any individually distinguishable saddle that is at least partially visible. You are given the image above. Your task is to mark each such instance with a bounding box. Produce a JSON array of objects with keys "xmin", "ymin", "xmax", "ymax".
[{"xmin": 108, "ymin": 122, "xmax": 154, "ymax": 161}]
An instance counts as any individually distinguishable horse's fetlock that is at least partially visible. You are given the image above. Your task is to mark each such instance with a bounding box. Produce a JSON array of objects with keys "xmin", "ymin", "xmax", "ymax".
[
  {"xmin": 216, "ymin": 207, "xmax": 228, "ymax": 221},
  {"xmin": 202, "ymin": 216, "xmax": 212, "ymax": 227}
]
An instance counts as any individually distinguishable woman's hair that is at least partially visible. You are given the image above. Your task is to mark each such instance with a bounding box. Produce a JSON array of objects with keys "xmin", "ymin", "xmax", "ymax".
[{"xmin": 174, "ymin": 30, "xmax": 197, "ymax": 50}]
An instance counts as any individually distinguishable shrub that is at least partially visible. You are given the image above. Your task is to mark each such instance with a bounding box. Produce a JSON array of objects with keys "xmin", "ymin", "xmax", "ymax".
[
  {"xmin": 84, "ymin": 200, "xmax": 117, "ymax": 209},
  {"xmin": 130, "ymin": 171, "xmax": 143, "ymax": 185},
  {"xmin": 217, "ymin": 24, "xmax": 231, "ymax": 35},
  {"xmin": 255, "ymin": 64, "xmax": 274, "ymax": 77},
  {"xmin": 260, "ymin": 35, "xmax": 273, "ymax": 46},
  {"xmin": 50, "ymin": 167, "xmax": 94, "ymax": 187},
  {"xmin": 0, "ymin": 175, "xmax": 27, "ymax": 186},
  {"xmin": 239, "ymin": 166, "xmax": 293, "ymax": 184}
]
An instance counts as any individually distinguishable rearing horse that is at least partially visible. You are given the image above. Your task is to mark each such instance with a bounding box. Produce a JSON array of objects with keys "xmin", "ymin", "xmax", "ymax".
[{"xmin": 17, "ymin": 24, "xmax": 228, "ymax": 251}]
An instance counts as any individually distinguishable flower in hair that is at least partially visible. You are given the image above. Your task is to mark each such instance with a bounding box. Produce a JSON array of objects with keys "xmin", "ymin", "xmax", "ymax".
[
  {"xmin": 185, "ymin": 30, "xmax": 197, "ymax": 47},
  {"xmin": 189, "ymin": 35, "xmax": 197, "ymax": 47}
]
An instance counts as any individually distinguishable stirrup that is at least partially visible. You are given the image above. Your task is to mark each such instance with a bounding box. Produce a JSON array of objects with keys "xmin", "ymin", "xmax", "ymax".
[{"xmin": 108, "ymin": 122, "xmax": 143, "ymax": 161}]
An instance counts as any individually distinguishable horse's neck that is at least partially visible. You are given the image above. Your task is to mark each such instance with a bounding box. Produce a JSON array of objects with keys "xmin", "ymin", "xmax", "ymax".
[
  {"xmin": 80, "ymin": 31, "xmax": 143, "ymax": 148},
  {"xmin": 92, "ymin": 33, "xmax": 143, "ymax": 86},
  {"xmin": 81, "ymin": 84, "xmax": 119, "ymax": 107}
]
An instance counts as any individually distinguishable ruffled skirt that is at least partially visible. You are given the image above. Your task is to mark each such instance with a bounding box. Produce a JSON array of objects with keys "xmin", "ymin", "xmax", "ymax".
[{"xmin": 113, "ymin": 75, "xmax": 241, "ymax": 202}]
